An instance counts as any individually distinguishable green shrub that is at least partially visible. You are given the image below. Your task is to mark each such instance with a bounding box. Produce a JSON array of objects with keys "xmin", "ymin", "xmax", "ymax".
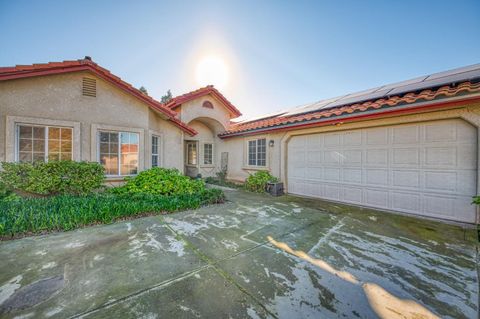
[
  {"xmin": 245, "ymin": 170, "xmax": 278, "ymax": 193},
  {"xmin": 472, "ymin": 196, "xmax": 480, "ymax": 205},
  {"xmin": 0, "ymin": 161, "xmax": 105, "ymax": 196},
  {"xmin": 0, "ymin": 189, "xmax": 225, "ymax": 237},
  {"xmin": 110, "ymin": 167, "xmax": 205, "ymax": 196}
]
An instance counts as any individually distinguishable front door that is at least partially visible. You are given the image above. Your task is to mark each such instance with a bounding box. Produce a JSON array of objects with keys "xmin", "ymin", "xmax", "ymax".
[{"xmin": 185, "ymin": 140, "xmax": 199, "ymax": 177}]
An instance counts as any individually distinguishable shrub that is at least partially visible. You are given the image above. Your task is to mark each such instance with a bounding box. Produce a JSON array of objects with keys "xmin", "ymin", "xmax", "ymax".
[
  {"xmin": 0, "ymin": 189, "xmax": 225, "ymax": 237},
  {"xmin": 472, "ymin": 196, "xmax": 480, "ymax": 205},
  {"xmin": 0, "ymin": 161, "xmax": 105, "ymax": 196},
  {"xmin": 109, "ymin": 167, "xmax": 205, "ymax": 196},
  {"xmin": 245, "ymin": 170, "xmax": 278, "ymax": 193}
]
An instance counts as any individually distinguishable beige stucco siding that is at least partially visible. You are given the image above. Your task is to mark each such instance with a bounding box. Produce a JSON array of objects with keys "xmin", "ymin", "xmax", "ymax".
[
  {"xmin": 0, "ymin": 71, "xmax": 184, "ymax": 172},
  {"xmin": 223, "ymin": 104, "xmax": 480, "ymax": 189}
]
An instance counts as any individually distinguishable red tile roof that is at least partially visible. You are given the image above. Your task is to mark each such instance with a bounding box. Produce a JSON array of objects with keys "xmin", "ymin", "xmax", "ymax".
[
  {"xmin": 220, "ymin": 81, "xmax": 480, "ymax": 137},
  {"xmin": 0, "ymin": 58, "xmax": 197, "ymax": 136},
  {"xmin": 166, "ymin": 85, "xmax": 242, "ymax": 118}
]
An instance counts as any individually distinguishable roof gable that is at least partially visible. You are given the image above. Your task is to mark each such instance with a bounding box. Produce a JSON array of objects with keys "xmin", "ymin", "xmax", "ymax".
[
  {"xmin": 165, "ymin": 85, "xmax": 242, "ymax": 118},
  {"xmin": 0, "ymin": 57, "xmax": 197, "ymax": 136}
]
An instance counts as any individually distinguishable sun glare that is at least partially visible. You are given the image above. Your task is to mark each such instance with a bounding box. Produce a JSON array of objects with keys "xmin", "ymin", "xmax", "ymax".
[{"xmin": 195, "ymin": 56, "xmax": 229, "ymax": 89}]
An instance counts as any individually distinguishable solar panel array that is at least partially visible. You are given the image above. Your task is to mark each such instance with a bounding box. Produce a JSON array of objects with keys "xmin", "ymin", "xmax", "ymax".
[{"xmin": 239, "ymin": 63, "xmax": 480, "ymax": 123}]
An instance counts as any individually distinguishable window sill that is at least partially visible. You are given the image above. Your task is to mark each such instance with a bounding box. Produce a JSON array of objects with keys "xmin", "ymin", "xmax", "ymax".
[
  {"xmin": 242, "ymin": 165, "xmax": 269, "ymax": 171},
  {"xmin": 200, "ymin": 164, "xmax": 215, "ymax": 168}
]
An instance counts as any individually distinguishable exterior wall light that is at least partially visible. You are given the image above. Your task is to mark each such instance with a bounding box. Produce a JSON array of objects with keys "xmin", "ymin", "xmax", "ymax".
[{"xmin": 269, "ymin": 140, "xmax": 275, "ymax": 147}]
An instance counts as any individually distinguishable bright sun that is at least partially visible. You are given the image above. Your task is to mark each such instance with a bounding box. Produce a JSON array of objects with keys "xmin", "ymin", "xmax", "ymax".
[{"xmin": 195, "ymin": 56, "xmax": 228, "ymax": 89}]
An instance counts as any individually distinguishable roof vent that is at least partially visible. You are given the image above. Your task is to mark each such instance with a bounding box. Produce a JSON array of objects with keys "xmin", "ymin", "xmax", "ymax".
[
  {"xmin": 203, "ymin": 100, "xmax": 214, "ymax": 109},
  {"xmin": 82, "ymin": 77, "xmax": 96, "ymax": 97},
  {"xmin": 84, "ymin": 56, "xmax": 92, "ymax": 61}
]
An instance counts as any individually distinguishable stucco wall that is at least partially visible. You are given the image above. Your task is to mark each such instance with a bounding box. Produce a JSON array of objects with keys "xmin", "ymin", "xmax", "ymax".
[
  {"xmin": 0, "ymin": 71, "xmax": 184, "ymax": 173},
  {"xmin": 177, "ymin": 95, "xmax": 231, "ymax": 131},
  {"xmin": 222, "ymin": 104, "xmax": 480, "ymax": 192}
]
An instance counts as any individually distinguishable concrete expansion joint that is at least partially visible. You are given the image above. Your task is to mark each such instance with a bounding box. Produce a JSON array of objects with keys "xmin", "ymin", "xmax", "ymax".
[{"xmin": 68, "ymin": 264, "xmax": 211, "ymax": 319}]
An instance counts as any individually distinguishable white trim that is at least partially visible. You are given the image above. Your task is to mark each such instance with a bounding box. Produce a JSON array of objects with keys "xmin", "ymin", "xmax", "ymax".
[
  {"xmin": 243, "ymin": 135, "xmax": 268, "ymax": 169},
  {"xmin": 91, "ymin": 123, "xmax": 144, "ymax": 177},
  {"xmin": 6, "ymin": 116, "xmax": 81, "ymax": 162},
  {"xmin": 148, "ymin": 129, "xmax": 164, "ymax": 168},
  {"xmin": 200, "ymin": 141, "xmax": 215, "ymax": 167}
]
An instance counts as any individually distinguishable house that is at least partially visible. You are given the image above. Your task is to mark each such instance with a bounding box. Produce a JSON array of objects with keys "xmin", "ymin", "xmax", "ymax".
[{"xmin": 1, "ymin": 57, "xmax": 479, "ymax": 224}]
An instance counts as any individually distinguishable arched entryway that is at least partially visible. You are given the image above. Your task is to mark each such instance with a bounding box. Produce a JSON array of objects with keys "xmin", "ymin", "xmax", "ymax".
[{"xmin": 184, "ymin": 117, "xmax": 226, "ymax": 178}]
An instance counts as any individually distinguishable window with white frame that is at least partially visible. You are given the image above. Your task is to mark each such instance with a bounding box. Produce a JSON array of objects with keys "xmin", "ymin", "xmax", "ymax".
[
  {"xmin": 186, "ymin": 142, "xmax": 197, "ymax": 165},
  {"xmin": 17, "ymin": 124, "xmax": 72, "ymax": 163},
  {"xmin": 203, "ymin": 143, "xmax": 213, "ymax": 165},
  {"xmin": 99, "ymin": 131, "xmax": 139, "ymax": 176},
  {"xmin": 151, "ymin": 135, "xmax": 160, "ymax": 167},
  {"xmin": 247, "ymin": 138, "xmax": 266, "ymax": 166}
]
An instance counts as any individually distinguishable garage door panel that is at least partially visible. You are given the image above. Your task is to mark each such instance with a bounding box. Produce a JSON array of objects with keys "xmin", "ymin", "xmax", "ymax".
[
  {"xmin": 365, "ymin": 189, "xmax": 389, "ymax": 208},
  {"xmin": 393, "ymin": 125, "xmax": 419, "ymax": 144},
  {"xmin": 424, "ymin": 122, "xmax": 456, "ymax": 142},
  {"xmin": 344, "ymin": 131, "xmax": 362, "ymax": 146},
  {"xmin": 324, "ymin": 184, "xmax": 341, "ymax": 200},
  {"xmin": 425, "ymin": 147, "xmax": 457, "ymax": 167},
  {"xmin": 392, "ymin": 148, "xmax": 420, "ymax": 166},
  {"xmin": 324, "ymin": 168, "xmax": 340, "ymax": 181},
  {"xmin": 287, "ymin": 119, "xmax": 477, "ymax": 223},
  {"xmin": 366, "ymin": 169, "xmax": 389, "ymax": 186},
  {"xmin": 325, "ymin": 134, "xmax": 341, "ymax": 147},
  {"xmin": 392, "ymin": 170, "xmax": 420, "ymax": 188},
  {"xmin": 343, "ymin": 168, "xmax": 362, "ymax": 184},
  {"xmin": 367, "ymin": 128, "xmax": 389, "ymax": 145},
  {"xmin": 342, "ymin": 187, "xmax": 363, "ymax": 204},
  {"xmin": 366, "ymin": 149, "xmax": 388, "ymax": 166}
]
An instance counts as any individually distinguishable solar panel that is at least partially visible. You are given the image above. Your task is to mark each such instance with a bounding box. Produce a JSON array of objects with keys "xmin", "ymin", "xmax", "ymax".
[{"xmin": 253, "ymin": 63, "xmax": 480, "ymax": 121}]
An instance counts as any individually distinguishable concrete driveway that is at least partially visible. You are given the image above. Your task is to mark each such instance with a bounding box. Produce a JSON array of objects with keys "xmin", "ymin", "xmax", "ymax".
[{"xmin": 0, "ymin": 189, "xmax": 478, "ymax": 319}]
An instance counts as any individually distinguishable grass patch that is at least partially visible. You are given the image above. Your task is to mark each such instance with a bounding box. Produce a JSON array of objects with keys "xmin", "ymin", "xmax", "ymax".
[{"xmin": 0, "ymin": 189, "xmax": 224, "ymax": 239}]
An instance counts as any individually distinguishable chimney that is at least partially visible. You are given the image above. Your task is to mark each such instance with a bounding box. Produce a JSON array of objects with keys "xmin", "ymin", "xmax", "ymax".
[{"xmin": 84, "ymin": 56, "xmax": 92, "ymax": 61}]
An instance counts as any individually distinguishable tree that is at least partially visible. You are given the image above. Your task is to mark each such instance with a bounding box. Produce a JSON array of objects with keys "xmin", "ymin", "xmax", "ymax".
[
  {"xmin": 139, "ymin": 86, "xmax": 148, "ymax": 95},
  {"xmin": 161, "ymin": 90, "xmax": 173, "ymax": 103}
]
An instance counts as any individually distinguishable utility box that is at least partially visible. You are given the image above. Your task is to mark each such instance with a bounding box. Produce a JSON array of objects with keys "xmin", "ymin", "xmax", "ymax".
[{"xmin": 267, "ymin": 182, "xmax": 284, "ymax": 196}]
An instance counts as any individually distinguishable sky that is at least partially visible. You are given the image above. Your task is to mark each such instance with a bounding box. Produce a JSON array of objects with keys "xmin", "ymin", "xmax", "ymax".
[{"xmin": 1, "ymin": 0, "xmax": 479, "ymax": 120}]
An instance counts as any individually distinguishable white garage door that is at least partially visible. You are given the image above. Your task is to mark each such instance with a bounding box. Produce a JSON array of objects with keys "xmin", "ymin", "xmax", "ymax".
[{"xmin": 287, "ymin": 119, "xmax": 477, "ymax": 223}]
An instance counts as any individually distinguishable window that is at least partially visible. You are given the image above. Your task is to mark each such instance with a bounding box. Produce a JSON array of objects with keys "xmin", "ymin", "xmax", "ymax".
[
  {"xmin": 17, "ymin": 125, "xmax": 72, "ymax": 163},
  {"xmin": 99, "ymin": 131, "xmax": 139, "ymax": 175},
  {"xmin": 203, "ymin": 143, "xmax": 213, "ymax": 165},
  {"xmin": 151, "ymin": 135, "xmax": 160, "ymax": 167},
  {"xmin": 186, "ymin": 142, "xmax": 197, "ymax": 165},
  {"xmin": 247, "ymin": 138, "xmax": 266, "ymax": 166}
]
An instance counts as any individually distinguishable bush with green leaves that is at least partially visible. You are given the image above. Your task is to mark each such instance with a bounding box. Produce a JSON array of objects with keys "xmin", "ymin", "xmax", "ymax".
[
  {"xmin": 472, "ymin": 196, "xmax": 480, "ymax": 205},
  {"xmin": 109, "ymin": 167, "xmax": 205, "ymax": 196},
  {"xmin": 245, "ymin": 170, "xmax": 278, "ymax": 193},
  {"xmin": 0, "ymin": 161, "xmax": 105, "ymax": 196},
  {"xmin": 0, "ymin": 189, "xmax": 225, "ymax": 237}
]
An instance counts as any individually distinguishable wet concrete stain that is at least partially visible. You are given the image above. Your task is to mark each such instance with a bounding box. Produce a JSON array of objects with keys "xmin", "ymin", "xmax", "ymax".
[
  {"xmin": 0, "ymin": 190, "xmax": 478, "ymax": 318},
  {"xmin": 0, "ymin": 276, "xmax": 64, "ymax": 313}
]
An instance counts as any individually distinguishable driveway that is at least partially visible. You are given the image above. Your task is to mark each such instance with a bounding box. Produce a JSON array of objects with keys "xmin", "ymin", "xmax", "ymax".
[{"xmin": 0, "ymin": 189, "xmax": 478, "ymax": 319}]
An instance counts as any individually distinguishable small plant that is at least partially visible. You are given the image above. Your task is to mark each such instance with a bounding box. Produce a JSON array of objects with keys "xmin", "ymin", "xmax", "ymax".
[
  {"xmin": 245, "ymin": 170, "xmax": 278, "ymax": 193},
  {"xmin": 109, "ymin": 167, "xmax": 205, "ymax": 196},
  {"xmin": 0, "ymin": 161, "xmax": 105, "ymax": 196},
  {"xmin": 472, "ymin": 196, "xmax": 480, "ymax": 205}
]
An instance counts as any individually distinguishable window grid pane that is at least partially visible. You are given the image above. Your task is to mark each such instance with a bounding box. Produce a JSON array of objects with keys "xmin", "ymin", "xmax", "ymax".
[
  {"xmin": 257, "ymin": 138, "xmax": 266, "ymax": 166},
  {"xmin": 187, "ymin": 143, "xmax": 197, "ymax": 165},
  {"xmin": 248, "ymin": 140, "xmax": 257, "ymax": 166},
  {"xmin": 152, "ymin": 136, "xmax": 159, "ymax": 167},
  {"xmin": 203, "ymin": 143, "xmax": 213, "ymax": 165},
  {"xmin": 99, "ymin": 131, "xmax": 119, "ymax": 175},
  {"xmin": 120, "ymin": 132, "xmax": 139, "ymax": 175}
]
